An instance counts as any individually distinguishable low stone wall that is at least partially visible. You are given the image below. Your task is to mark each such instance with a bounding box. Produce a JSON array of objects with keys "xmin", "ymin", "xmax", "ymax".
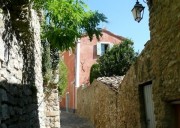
[{"xmin": 77, "ymin": 80, "xmax": 118, "ymax": 128}]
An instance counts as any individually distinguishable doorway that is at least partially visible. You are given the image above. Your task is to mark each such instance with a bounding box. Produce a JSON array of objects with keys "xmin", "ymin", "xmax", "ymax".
[
  {"xmin": 175, "ymin": 104, "xmax": 180, "ymax": 128},
  {"xmin": 143, "ymin": 83, "xmax": 156, "ymax": 128}
]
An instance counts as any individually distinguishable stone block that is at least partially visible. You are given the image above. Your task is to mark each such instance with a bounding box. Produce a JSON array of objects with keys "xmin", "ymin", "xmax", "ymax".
[
  {"xmin": 46, "ymin": 111, "xmax": 59, "ymax": 117},
  {"xmin": 0, "ymin": 89, "xmax": 8, "ymax": 102},
  {"xmin": 8, "ymin": 75, "xmax": 18, "ymax": 84},
  {"xmin": 54, "ymin": 122, "xmax": 60, "ymax": 128},
  {"xmin": 23, "ymin": 87, "xmax": 32, "ymax": 96},
  {"xmin": 7, "ymin": 94, "xmax": 16, "ymax": 105},
  {"xmin": 9, "ymin": 106, "xmax": 15, "ymax": 116},
  {"xmin": 15, "ymin": 71, "xmax": 22, "ymax": 81},
  {"xmin": 9, "ymin": 85, "xmax": 18, "ymax": 96},
  {"xmin": 0, "ymin": 69, "xmax": 8, "ymax": 80},
  {"xmin": 1, "ymin": 104, "xmax": 9, "ymax": 120},
  {"xmin": 8, "ymin": 124, "xmax": 19, "ymax": 128},
  {"xmin": 0, "ymin": 124, "xmax": 7, "ymax": 128},
  {"xmin": 0, "ymin": 38, "xmax": 4, "ymax": 61}
]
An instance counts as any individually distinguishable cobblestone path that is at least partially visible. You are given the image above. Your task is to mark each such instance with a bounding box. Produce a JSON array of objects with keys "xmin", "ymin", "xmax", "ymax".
[{"xmin": 60, "ymin": 111, "xmax": 94, "ymax": 128}]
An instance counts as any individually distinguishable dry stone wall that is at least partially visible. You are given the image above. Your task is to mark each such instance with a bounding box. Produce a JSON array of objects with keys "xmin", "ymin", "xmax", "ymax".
[
  {"xmin": 116, "ymin": 1, "xmax": 180, "ymax": 128},
  {"xmin": 77, "ymin": 77, "xmax": 124, "ymax": 128},
  {"xmin": 77, "ymin": 1, "xmax": 180, "ymax": 128},
  {"xmin": 45, "ymin": 89, "xmax": 60, "ymax": 128},
  {"xmin": 0, "ymin": 82, "xmax": 40, "ymax": 128},
  {"xmin": 0, "ymin": 1, "xmax": 60, "ymax": 128},
  {"xmin": 0, "ymin": 2, "xmax": 47, "ymax": 127}
]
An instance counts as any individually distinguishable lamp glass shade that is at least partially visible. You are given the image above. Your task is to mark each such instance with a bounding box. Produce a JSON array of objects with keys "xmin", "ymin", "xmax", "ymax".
[{"xmin": 131, "ymin": 2, "xmax": 144, "ymax": 22}]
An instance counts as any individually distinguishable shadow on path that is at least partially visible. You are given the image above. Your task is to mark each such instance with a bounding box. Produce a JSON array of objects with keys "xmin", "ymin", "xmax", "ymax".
[{"xmin": 60, "ymin": 111, "xmax": 94, "ymax": 128}]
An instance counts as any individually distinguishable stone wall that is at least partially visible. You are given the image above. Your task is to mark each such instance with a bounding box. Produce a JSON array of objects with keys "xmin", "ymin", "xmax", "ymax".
[
  {"xmin": 0, "ymin": 1, "xmax": 47, "ymax": 127},
  {"xmin": 116, "ymin": 0, "xmax": 180, "ymax": 128},
  {"xmin": 77, "ymin": 76, "xmax": 124, "ymax": 128},
  {"xmin": 77, "ymin": 1, "xmax": 180, "ymax": 128},
  {"xmin": 0, "ymin": 81, "xmax": 40, "ymax": 128},
  {"xmin": 45, "ymin": 89, "xmax": 60, "ymax": 128}
]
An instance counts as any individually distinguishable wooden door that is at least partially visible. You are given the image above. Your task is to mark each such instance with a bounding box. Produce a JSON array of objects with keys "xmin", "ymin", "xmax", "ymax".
[
  {"xmin": 144, "ymin": 84, "xmax": 156, "ymax": 128},
  {"xmin": 175, "ymin": 104, "xmax": 180, "ymax": 128}
]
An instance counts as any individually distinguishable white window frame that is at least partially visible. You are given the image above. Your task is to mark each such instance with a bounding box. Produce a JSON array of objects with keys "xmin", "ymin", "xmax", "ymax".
[{"xmin": 97, "ymin": 42, "xmax": 113, "ymax": 56}]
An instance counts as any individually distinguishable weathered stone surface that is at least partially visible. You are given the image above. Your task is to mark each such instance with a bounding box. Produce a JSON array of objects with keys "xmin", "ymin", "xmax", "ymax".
[
  {"xmin": 116, "ymin": 1, "xmax": 180, "ymax": 128},
  {"xmin": 45, "ymin": 88, "xmax": 60, "ymax": 128},
  {"xmin": 0, "ymin": 88, "xmax": 8, "ymax": 102},
  {"xmin": 46, "ymin": 111, "xmax": 60, "ymax": 117},
  {"xmin": 0, "ymin": 2, "xmax": 52, "ymax": 128},
  {"xmin": 77, "ymin": 1, "xmax": 180, "ymax": 128},
  {"xmin": 1, "ymin": 104, "xmax": 9, "ymax": 120},
  {"xmin": 77, "ymin": 80, "xmax": 117, "ymax": 128},
  {"xmin": 97, "ymin": 76, "xmax": 124, "ymax": 91},
  {"xmin": 0, "ymin": 124, "xmax": 7, "ymax": 128}
]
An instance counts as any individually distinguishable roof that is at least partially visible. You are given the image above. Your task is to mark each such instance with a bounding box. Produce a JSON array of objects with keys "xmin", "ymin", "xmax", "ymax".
[
  {"xmin": 101, "ymin": 29, "xmax": 125, "ymax": 41},
  {"xmin": 81, "ymin": 29, "xmax": 126, "ymax": 41}
]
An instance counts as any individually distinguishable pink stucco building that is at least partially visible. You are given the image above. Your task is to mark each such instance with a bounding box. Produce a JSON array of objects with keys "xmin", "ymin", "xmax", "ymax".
[
  {"xmin": 60, "ymin": 29, "xmax": 125, "ymax": 112},
  {"xmin": 79, "ymin": 29, "xmax": 124, "ymax": 86}
]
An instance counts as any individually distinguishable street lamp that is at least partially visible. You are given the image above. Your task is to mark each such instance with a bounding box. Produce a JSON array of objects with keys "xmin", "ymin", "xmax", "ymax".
[{"xmin": 131, "ymin": 0, "xmax": 145, "ymax": 23}]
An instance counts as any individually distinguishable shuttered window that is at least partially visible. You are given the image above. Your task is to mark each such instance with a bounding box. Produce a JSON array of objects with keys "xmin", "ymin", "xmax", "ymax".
[{"xmin": 97, "ymin": 42, "xmax": 113, "ymax": 56}]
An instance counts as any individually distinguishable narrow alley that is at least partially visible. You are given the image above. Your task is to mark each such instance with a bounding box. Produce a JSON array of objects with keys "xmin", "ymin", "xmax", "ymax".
[{"xmin": 60, "ymin": 111, "xmax": 94, "ymax": 128}]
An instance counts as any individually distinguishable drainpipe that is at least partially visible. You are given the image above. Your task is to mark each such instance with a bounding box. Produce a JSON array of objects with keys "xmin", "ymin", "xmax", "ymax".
[
  {"xmin": 66, "ymin": 92, "xmax": 69, "ymax": 112},
  {"xmin": 75, "ymin": 38, "xmax": 81, "ymax": 112}
]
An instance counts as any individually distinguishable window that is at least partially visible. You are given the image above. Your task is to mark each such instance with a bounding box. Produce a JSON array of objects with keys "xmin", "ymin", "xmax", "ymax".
[{"xmin": 97, "ymin": 42, "xmax": 113, "ymax": 56}]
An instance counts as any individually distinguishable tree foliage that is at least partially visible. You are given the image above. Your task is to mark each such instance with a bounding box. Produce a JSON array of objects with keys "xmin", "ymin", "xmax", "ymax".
[
  {"xmin": 33, "ymin": 0, "xmax": 108, "ymax": 94},
  {"xmin": 97, "ymin": 39, "xmax": 138, "ymax": 77},
  {"xmin": 42, "ymin": 41, "xmax": 52, "ymax": 85},
  {"xmin": 32, "ymin": 0, "xmax": 107, "ymax": 50},
  {"xmin": 58, "ymin": 59, "xmax": 68, "ymax": 95},
  {"xmin": 90, "ymin": 40, "xmax": 138, "ymax": 83},
  {"xmin": 90, "ymin": 63, "xmax": 100, "ymax": 84}
]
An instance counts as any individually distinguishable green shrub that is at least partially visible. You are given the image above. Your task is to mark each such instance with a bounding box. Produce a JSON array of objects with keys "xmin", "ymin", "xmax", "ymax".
[
  {"xmin": 97, "ymin": 39, "xmax": 138, "ymax": 77},
  {"xmin": 90, "ymin": 63, "xmax": 101, "ymax": 84}
]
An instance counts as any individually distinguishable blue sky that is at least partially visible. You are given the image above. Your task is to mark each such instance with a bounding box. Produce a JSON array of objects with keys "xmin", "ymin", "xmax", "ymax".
[{"xmin": 86, "ymin": 0, "xmax": 150, "ymax": 52}]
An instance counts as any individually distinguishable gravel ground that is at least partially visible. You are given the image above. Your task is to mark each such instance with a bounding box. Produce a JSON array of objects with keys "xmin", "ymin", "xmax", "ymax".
[{"xmin": 60, "ymin": 111, "xmax": 94, "ymax": 128}]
